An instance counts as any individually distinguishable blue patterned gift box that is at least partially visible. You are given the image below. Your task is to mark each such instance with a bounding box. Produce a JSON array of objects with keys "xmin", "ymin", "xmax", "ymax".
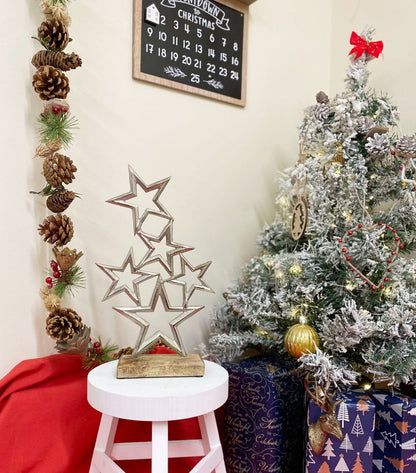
[
  {"xmin": 305, "ymin": 391, "xmax": 376, "ymax": 473},
  {"xmin": 371, "ymin": 391, "xmax": 416, "ymax": 473},
  {"xmin": 222, "ymin": 355, "xmax": 305, "ymax": 473}
]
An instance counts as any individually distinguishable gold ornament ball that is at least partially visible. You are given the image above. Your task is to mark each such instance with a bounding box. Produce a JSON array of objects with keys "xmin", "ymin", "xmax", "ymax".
[{"xmin": 284, "ymin": 323, "xmax": 319, "ymax": 359}]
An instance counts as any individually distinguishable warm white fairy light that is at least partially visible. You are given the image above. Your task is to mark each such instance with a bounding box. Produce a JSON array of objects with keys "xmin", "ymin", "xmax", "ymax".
[
  {"xmin": 346, "ymin": 282, "xmax": 356, "ymax": 291},
  {"xmin": 263, "ymin": 256, "xmax": 275, "ymax": 269},
  {"xmin": 278, "ymin": 196, "xmax": 290, "ymax": 208},
  {"xmin": 362, "ymin": 380, "xmax": 372, "ymax": 390},
  {"xmin": 289, "ymin": 263, "xmax": 303, "ymax": 275},
  {"xmin": 382, "ymin": 286, "xmax": 394, "ymax": 298},
  {"xmin": 275, "ymin": 269, "xmax": 285, "ymax": 280},
  {"xmin": 342, "ymin": 210, "xmax": 352, "ymax": 221}
]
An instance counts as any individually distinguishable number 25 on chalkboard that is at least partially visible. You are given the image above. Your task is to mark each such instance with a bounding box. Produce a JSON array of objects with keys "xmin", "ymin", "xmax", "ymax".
[{"xmin": 133, "ymin": 0, "xmax": 249, "ymax": 106}]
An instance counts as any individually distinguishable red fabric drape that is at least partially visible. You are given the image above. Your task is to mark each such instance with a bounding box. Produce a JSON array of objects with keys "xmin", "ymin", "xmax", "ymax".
[{"xmin": 0, "ymin": 354, "xmax": 202, "ymax": 473}]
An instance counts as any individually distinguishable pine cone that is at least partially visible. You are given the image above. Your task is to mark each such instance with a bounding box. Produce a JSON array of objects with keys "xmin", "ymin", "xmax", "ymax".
[
  {"xmin": 38, "ymin": 213, "xmax": 74, "ymax": 246},
  {"xmin": 355, "ymin": 116, "xmax": 375, "ymax": 135},
  {"xmin": 365, "ymin": 133, "xmax": 390, "ymax": 158},
  {"xmin": 38, "ymin": 19, "xmax": 71, "ymax": 51},
  {"xmin": 46, "ymin": 190, "xmax": 75, "ymax": 213},
  {"xmin": 115, "ymin": 347, "xmax": 134, "ymax": 359},
  {"xmin": 316, "ymin": 91, "xmax": 329, "ymax": 104},
  {"xmin": 40, "ymin": 285, "xmax": 61, "ymax": 312},
  {"xmin": 32, "ymin": 50, "xmax": 82, "ymax": 71},
  {"xmin": 313, "ymin": 103, "xmax": 329, "ymax": 121},
  {"xmin": 34, "ymin": 138, "xmax": 62, "ymax": 159},
  {"xmin": 32, "ymin": 65, "xmax": 70, "ymax": 100},
  {"xmin": 396, "ymin": 134, "xmax": 416, "ymax": 159},
  {"xmin": 52, "ymin": 246, "xmax": 83, "ymax": 272},
  {"xmin": 40, "ymin": 1, "xmax": 72, "ymax": 28},
  {"xmin": 46, "ymin": 307, "xmax": 83, "ymax": 342},
  {"xmin": 43, "ymin": 153, "xmax": 77, "ymax": 187}
]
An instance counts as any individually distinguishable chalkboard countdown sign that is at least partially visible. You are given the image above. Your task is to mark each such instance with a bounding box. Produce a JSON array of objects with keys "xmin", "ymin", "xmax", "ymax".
[{"xmin": 133, "ymin": 0, "xmax": 249, "ymax": 106}]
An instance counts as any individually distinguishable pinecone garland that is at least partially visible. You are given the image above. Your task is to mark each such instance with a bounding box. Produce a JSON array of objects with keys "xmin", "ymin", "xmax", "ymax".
[
  {"xmin": 38, "ymin": 19, "xmax": 71, "ymax": 51},
  {"xmin": 32, "ymin": 50, "xmax": 82, "ymax": 71},
  {"xmin": 396, "ymin": 134, "xmax": 416, "ymax": 159},
  {"xmin": 38, "ymin": 213, "xmax": 74, "ymax": 246},
  {"xmin": 43, "ymin": 153, "xmax": 77, "ymax": 187},
  {"xmin": 32, "ymin": 65, "xmax": 70, "ymax": 100},
  {"xmin": 46, "ymin": 190, "xmax": 75, "ymax": 213},
  {"xmin": 365, "ymin": 133, "xmax": 390, "ymax": 158},
  {"xmin": 46, "ymin": 307, "xmax": 83, "ymax": 342}
]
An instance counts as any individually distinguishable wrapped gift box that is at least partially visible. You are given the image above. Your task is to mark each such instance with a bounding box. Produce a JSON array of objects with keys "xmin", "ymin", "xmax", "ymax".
[
  {"xmin": 305, "ymin": 391, "xmax": 376, "ymax": 473},
  {"xmin": 222, "ymin": 355, "xmax": 305, "ymax": 473},
  {"xmin": 371, "ymin": 391, "xmax": 416, "ymax": 473}
]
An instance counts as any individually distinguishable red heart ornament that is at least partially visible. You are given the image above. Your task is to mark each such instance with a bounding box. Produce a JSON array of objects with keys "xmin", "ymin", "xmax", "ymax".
[{"xmin": 338, "ymin": 223, "xmax": 402, "ymax": 290}]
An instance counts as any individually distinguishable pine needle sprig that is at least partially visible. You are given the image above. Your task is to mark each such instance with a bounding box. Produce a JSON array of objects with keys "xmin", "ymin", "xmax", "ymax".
[
  {"xmin": 49, "ymin": 0, "xmax": 71, "ymax": 6},
  {"xmin": 30, "ymin": 184, "xmax": 65, "ymax": 196},
  {"xmin": 53, "ymin": 264, "xmax": 86, "ymax": 298},
  {"xmin": 31, "ymin": 36, "xmax": 49, "ymax": 51},
  {"xmin": 37, "ymin": 111, "xmax": 78, "ymax": 148},
  {"xmin": 82, "ymin": 337, "xmax": 118, "ymax": 370}
]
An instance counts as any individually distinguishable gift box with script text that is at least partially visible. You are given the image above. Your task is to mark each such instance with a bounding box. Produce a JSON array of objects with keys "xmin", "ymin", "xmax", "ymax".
[
  {"xmin": 305, "ymin": 391, "xmax": 375, "ymax": 473},
  {"xmin": 371, "ymin": 391, "xmax": 416, "ymax": 473},
  {"xmin": 222, "ymin": 355, "xmax": 305, "ymax": 473}
]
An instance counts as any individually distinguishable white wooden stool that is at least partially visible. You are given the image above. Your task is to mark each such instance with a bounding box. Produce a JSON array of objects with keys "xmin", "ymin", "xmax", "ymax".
[{"xmin": 87, "ymin": 360, "xmax": 229, "ymax": 473}]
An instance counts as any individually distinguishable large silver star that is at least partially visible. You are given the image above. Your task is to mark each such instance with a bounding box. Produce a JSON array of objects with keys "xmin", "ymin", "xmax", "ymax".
[
  {"xmin": 138, "ymin": 223, "xmax": 193, "ymax": 276},
  {"xmin": 166, "ymin": 255, "xmax": 213, "ymax": 306},
  {"xmin": 106, "ymin": 166, "xmax": 172, "ymax": 234},
  {"xmin": 113, "ymin": 302, "xmax": 203, "ymax": 356},
  {"xmin": 96, "ymin": 248, "xmax": 157, "ymax": 305}
]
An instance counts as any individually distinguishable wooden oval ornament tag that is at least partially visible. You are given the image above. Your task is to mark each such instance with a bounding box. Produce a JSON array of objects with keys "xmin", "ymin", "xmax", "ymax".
[{"xmin": 291, "ymin": 198, "xmax": 308, "ymax": 241}]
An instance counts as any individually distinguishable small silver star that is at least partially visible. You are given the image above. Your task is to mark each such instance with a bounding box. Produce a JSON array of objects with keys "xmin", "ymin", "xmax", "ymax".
[
  {"xmin": 96, "ymin": 248, "xmax": 157, "ymax": 305},
  {"xmin": 166, "ymin": 255, "xmax": 213, "ymax": 306},
  {"xmin": 138, "ymin": 223, "xmax": 193, "ymax": 276},
  {"xmin": 106, "ymin": 166, "xmax": 172, "ymax": 234}
]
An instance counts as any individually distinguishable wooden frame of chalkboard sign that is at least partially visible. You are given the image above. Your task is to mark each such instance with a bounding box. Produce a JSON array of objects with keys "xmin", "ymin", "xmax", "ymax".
[{"xmin": 133, "ymin": 0, "xmax": 250, "ymax": 106}]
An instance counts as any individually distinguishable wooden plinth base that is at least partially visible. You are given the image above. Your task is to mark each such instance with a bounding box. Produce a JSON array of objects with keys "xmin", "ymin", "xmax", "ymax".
[{"xmin": 117, "ymin": 353, "xmax": 205, "ymax": 379}]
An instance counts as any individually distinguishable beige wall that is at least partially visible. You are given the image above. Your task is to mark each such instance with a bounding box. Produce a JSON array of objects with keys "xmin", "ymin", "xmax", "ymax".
[{"xmin": 1, "ymin": 1, "xmax": 334, "ymax": 376}]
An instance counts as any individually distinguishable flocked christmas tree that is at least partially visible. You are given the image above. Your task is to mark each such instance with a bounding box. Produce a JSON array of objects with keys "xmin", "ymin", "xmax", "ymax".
[{"xmin": 207, "ymin": 28, "xmax": 416, "ymax": 394}]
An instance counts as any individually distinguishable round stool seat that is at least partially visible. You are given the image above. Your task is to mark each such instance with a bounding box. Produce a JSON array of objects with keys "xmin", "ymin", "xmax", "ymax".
[{"xmin": 88, "ymin": 360, "xmax": 228, "ymax": 420}]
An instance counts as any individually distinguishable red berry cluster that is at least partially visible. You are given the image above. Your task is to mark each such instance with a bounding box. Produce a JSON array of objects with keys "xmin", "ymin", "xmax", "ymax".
[
  {"xmin": 88, "ymin": 340, "xmax": 103, "ymax": 356},
  {"xmin": 45, "ymin": 260, "xmax": 61, "ymax": 288},
  {"xmin": 51, "ymin": 105, "xmax": 68, "ymax": 115}
]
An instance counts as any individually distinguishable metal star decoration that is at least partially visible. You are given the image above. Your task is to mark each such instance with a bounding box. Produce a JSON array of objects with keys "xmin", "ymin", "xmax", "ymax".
[
  {"xmin": 98, "ymin": 165, "xmax": 214, "ymax": 359},
  {"xmin": 96, "ymin": 248, "xmax": 157, "ymax": 305},
  {"xmin": 166, "ymin": 255, "xmax": 213, "ymax": 306},
  {"xmin": 106, "ymin": 165, "xmax": 172, "ymax": 234},
  {"xmin": 114, "ymin": 302, "xmax": 203, "ymax": 356},
  {"xmin": 138, "ymin": 222, "xmax": 194, "ymax": 276}
]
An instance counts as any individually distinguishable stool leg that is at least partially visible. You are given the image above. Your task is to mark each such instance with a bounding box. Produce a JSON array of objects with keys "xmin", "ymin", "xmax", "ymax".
[
  {"xmin": 89, "ymin": 414, "xmax": 119, "ymax": 473},
  {"xmin": 151, "ymin": 420, "xmax": 168, "ymax": 473},
  {"xmin": 198, "ymin": 412, "xmax": 226, "ymax": 473}
]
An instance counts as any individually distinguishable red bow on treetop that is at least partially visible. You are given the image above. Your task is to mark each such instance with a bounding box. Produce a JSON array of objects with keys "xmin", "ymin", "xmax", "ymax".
[{"xmin": 349, "ymin": 31, "xmax": 383, "ymax": 60}]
